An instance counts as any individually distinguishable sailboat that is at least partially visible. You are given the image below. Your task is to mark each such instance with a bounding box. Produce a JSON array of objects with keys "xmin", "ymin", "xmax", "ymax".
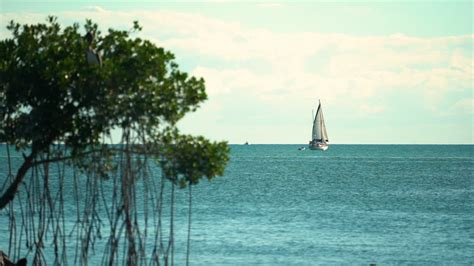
[{"xmin": 309, "ymin": 100, "xmax": 329, "ymax": 151}]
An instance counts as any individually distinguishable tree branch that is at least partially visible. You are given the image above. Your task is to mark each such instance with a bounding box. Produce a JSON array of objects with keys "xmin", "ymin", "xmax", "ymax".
[{"xmin": 0, "ymin": 151, "xmax": 35, "ymax": 210}]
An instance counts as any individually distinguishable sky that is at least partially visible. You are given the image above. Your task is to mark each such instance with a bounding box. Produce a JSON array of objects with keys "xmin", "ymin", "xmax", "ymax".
[{"xmin": 1, "ymin": 0, "xmax": 473, "ymax": 144}]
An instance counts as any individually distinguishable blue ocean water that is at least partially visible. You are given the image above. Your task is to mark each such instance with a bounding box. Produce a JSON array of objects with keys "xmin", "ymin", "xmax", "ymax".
[{"xmin": 1, "ymin": 144, "xmax": 473, "ymax": 264}]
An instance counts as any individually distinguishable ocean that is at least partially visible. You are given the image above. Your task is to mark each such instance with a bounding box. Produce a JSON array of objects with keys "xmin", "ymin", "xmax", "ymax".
[{"xmin": 1, "ymin": 144, "xmax": 473, "ymax": 265}]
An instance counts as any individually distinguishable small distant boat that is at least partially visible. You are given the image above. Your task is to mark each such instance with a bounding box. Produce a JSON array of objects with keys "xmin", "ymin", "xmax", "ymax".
[
  {"xmin": 298, "ymin": 147, "xmax": 306, "ymax": 151},
  {"xmin": 244, "ymin": 141, "xmax": 249, "ymax": 145},
  {"xmin": 309, "ymin": 100, "xmax": 329, "ymax": 151}
]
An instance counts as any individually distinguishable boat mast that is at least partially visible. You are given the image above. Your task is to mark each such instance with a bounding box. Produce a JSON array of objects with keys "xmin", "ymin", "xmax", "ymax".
[{"xmin": 311, "ymin": 109, "xmax": 314, "ymax": 141}]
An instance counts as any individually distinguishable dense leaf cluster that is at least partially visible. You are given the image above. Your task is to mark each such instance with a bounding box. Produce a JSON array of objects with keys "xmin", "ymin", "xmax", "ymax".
[
  {"xmin": 161, "ymin": 133, "xmax": 230, "ymax": 187},
  {"xmin": 1, "ymin": 17, "xmax": 209, "ymax": 152},
  {"xmin": 0, "ymin": 16, "xmax": 228, "ymax": 190}
]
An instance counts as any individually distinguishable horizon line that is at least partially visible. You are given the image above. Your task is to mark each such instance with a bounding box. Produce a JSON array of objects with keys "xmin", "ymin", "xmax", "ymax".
[{"xmin": 230, "ymin": 143, "xmax": 474, "ymax": 145}]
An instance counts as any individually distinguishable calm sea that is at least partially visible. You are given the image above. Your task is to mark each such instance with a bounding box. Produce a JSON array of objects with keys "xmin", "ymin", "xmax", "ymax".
[{"xmin": 1, "ymin": 144, "xmax": 473, "ymax": 265}]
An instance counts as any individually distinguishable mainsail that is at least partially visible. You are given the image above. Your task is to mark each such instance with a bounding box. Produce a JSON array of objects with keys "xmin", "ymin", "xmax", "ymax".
[{"xmin": 311, "ymin": 101, "xmax": 329, "ymax": 143}]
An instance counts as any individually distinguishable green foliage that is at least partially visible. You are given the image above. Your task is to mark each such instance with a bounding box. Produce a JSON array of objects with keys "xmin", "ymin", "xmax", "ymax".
[
  {"xmin": 0, "ymin": 16, "xmax": 228, "ymax": 184},
  {"xmin": 160, "ymin": 132, "xmax": 230, "ymax": 187},
  {"xmin": 1, "ymin": 17, "xmax": 206, "ymax": 148}
]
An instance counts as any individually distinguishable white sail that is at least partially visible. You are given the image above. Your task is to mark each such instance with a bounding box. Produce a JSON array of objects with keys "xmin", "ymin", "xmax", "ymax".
[
  {"xmin": 309, "ymin": 100, "xmax": 329, "ymax": 150},
  {"xmin": 320, "ymin": 107, "xmax": 329, "ymax": 143},
  {"xmin": 311, "ymin": 101, "xmax": 328, "ymax": 143}
]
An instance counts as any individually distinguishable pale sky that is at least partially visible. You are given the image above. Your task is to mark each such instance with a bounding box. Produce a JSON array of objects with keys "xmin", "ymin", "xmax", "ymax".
[{"xmin": 1, "ymin": 1, "xmax": 473, "ymax": 144}]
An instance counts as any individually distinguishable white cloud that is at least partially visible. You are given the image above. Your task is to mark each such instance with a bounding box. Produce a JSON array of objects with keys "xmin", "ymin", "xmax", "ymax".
[
  {"xmin": 143, "ymin": 13, "xmax": 472, "ymax": 106},
  {"xmin": 192, "ymin": 67, "xmax": 257, "ymax": 95}
]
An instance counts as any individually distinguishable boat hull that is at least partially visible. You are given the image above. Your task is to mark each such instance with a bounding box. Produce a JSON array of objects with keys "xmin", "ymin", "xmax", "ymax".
[{"xmin": 308, "ymin": 144, "xmax": 329, "ymax": 151}]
